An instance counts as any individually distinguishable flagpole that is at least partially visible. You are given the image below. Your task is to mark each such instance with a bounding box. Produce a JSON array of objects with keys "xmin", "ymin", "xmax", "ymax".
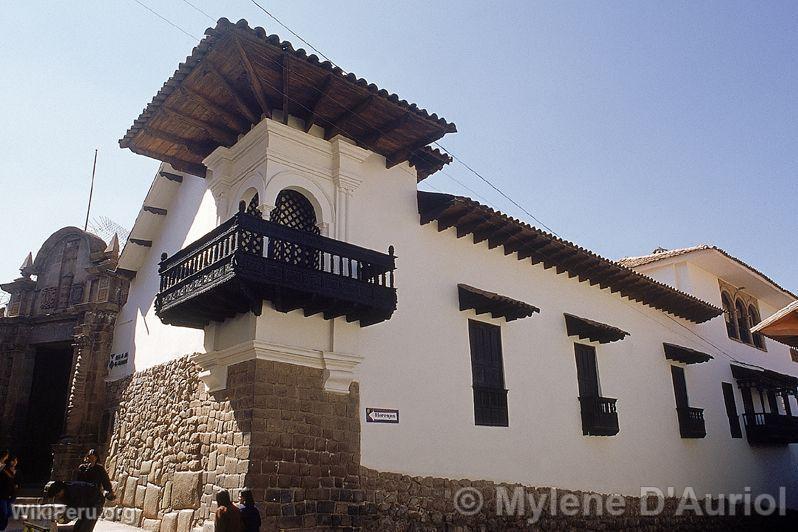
[{"xmin": 84, "ymin": 149, "xmax": 98, "ymax": 231}]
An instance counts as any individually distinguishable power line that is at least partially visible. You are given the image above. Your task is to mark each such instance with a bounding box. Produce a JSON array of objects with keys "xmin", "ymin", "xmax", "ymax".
[
  {"xmin": 180, "ymin": 0, "xmax": 215, "ymax": 22},
  {"xmin": 142, "ymin": 0, "xmax": 769, "ymax": 372},
  {"xmin": 248, "ymin": 0, "xmax": 342, "ymax": 72},
  {"xmin": 131, "ymin": 0, "xmax": 201, "ymax": 40}
]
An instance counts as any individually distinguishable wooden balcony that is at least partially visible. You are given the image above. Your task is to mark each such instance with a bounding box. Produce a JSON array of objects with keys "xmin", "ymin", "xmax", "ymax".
[
  {"xmin": 578, "ymin": 396, "xmax": 619, "ymax": 436},
  {"xmin": 156, "ymin": 211, "xmax": 397, "ymax": 328},
  {"xmin": 742, "ymin": 413, "xmax": 798, "ymax": 445},
  {"xmin": 676, "ymin": 407, "xmax": 706, "ymax": 438}
]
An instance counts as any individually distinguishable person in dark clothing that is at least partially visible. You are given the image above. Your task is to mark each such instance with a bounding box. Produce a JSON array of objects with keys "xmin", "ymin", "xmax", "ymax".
[
  {"xmin": 0, "ymin": 455, "xmax": 19, "ymax": 532},
  {"xmin": 75, "ymin": 449, "xmax": 115, "ymax": 501},
  {"xmin": 237, "ymin": 488, "xmax": 261, "ymax": 532},
  {"xmin": 45, "ymin": 480, "xmax": 104, "ymax": 532},
  {"xmin": 214, "ymin": 490, "xmax": 242, "ymax": 532}
]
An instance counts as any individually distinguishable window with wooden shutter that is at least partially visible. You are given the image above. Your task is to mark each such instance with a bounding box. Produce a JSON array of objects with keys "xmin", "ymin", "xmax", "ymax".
[
  {"xmin": 468, "ymin": 320, "xmax": 508, "ymax": 427},
  {"xmin": 722, "ymin": 382, "xmax": 743, "ymax": 438},
  {"xmin": 573, "ymin": 343, "xmax": 619, "ymax": 436}
]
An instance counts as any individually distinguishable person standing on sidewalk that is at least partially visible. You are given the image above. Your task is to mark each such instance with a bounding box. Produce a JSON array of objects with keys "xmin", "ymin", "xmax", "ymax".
[
  {"xmin": 0, "ymin": 455, "xmax": 19, "ymax": 531},
  {"xmin": 75, "ymin": 449, "xmax": 114, "ymax": 502},
  {"xmin": 214, "ymin": 491, "xmax": 242, "ymax": 532}
]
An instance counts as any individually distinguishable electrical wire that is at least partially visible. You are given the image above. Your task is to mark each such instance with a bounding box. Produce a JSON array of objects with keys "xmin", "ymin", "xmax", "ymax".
[
  {"xmin": 141, "ymin": 1, "xmax": 777, "ymax": 372},
  {"xmin": 131, "ymin": 0, "xmax": 201, "ymax": 40}
]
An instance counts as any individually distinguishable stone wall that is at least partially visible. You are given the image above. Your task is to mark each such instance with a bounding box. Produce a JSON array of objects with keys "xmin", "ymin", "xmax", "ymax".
[{"xmin": 101, "ymin": 355, "xmax": 794, "ymax": 531}]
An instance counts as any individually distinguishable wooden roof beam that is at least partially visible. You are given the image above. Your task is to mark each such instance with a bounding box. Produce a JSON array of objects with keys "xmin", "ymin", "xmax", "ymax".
[
  {"xmin": 179, "ymin": 86, "xmax": 248, "ymax": 131},
  {"xmin": 488, "ymin": 225, "xmax": 523, "ymax": 249},
  {"xmin": 143, "ymin": 127, "xmax": 212, "ymax": 156},
  {"xmin": 473, "ymin": 221, "xmax": 502, "ymax": 244},
  {"xmin": 232, "ymin": 34, "xmax": 272, "ymax": 119},
  {"xmin": 282, "ymin": 52, "xmax": 290, "ymax": 124},
  {"xmin": 325, "ymin": 95, "xmax": 374, "ymax": 141},
  {"xmin": 304, "ymin": 74, "xmax": 334, "ymax": 132},
  {"xmin": 518, "ymin": 239, "xmax": 552, "ymax": 261},
  {"xmin": 160, "ymin": 107, "xmax": 238, "ymax": 146},
  {"xmin": 456, "ymin": 215, "xmax": 489, "ymax": 239},
  {"xmin": 437, "ymin": 207, "xmax": 469, "ymax": 232},
  {"xmin": 386, "ymin": 135, "xmax": 439, "ymax": 169},
  {"xmin": 362, "ymin": 112, "xmax": 411, "ymax": 146},
  {"xmin": 204, "ymin": 62, "xmax": 259, "ymax": 124}
]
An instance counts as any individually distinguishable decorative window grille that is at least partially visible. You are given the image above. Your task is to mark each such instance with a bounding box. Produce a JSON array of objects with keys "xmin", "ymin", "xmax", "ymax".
[{"xmin": 268, "ymin": 190, "xmax": 320, "ymax": 269}]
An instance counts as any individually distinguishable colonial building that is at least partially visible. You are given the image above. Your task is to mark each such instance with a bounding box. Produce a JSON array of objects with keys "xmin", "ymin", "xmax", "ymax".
[
  {"xmin": 0, "ymin": 228, "xmax": 128, "ymax": 484},
  {"xmin": 35, "ymin": 17, "xmax": 798, "ymax": 531}
]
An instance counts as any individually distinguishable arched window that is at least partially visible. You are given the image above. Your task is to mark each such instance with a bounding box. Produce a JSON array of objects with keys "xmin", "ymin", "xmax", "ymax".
[
  {"xmin": 748, "ymin": 305, "xmax": 765, "ymax": 349},
  {"xmin": 721, "ymin": 292, "xmax": 737, "ymax": 340},
  {"xmin": 238, "ymin": 192, "xmax": 262, "ymax": 218},
  {"xmin": 735, "ymin": 299, "xmax": 752, "ymax": 344},
  {"xmin": 268, "ymin": 189, "xmax": 319, "ymax": 268}
]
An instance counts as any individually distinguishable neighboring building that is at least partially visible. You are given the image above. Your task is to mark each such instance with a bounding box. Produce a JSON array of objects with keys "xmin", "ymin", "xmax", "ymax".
[
  {"xmin": 0, "ymin": 228, "xmax": 128, "ymax": 483},
  {"xmin": 17, "ymin": 17, "xmax": 796, "ymax": 530}
]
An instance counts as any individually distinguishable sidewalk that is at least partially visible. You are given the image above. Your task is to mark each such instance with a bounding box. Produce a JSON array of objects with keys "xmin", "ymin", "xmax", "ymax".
[{"xmin": 5, "ymin": 518, "xmax": 145, "ymax": 532}]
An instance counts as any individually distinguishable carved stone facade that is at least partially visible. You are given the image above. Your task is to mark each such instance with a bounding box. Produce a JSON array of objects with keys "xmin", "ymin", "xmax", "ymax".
[
  {"xmin": 100, "ymin": 355, "xmax": 792, "ymax": 531},
  {"xmin": 0, "ymin": 227, "xmax": 128, "ymax": 483}
]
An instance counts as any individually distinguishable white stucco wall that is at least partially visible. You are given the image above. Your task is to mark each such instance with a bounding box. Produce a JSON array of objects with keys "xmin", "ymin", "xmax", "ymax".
[
  {"xmin": 108, "ymin": 172, "xmax": 213, "ymax": 379},
  {"xmin": 117, "ymin": 116, "xmax": 798, "ymax": 506}
]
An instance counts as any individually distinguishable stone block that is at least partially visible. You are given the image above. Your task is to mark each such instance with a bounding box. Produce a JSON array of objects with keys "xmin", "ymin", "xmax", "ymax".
[
  {"xmin": 176, "ymin": 508, "xmax": 194, "ymax": 532},
  {"xmin": 135, "ymin": 485, "xmax": 147, "ymax": 509},
  {"xmin": 141, "ymin": 460, "xmax": 153, "ymax": 475},
  {"xmin": 142, "ymin": 518, "xmax": 161, "ymax": 532},
  {"xmin": 123, "ymin": 476, "xmax": 139, "ymax": 507},
  {"xmin": 172, "ymin": 471, "xmax": 202, "ymax": 510},
  {"xmin": 161, "ymin": 511, "xmax": 179, "ymax": 532},
  {"xmin": 161, "ymin": 481, "xmax": 173, "ymax": 510},
  {"xmin": 143, "ymin": 483, "xmax": 162, "ymax": 518},
  {"xmin": 121, "ymin": 507, "xmax": 143, "ymax": 527}
]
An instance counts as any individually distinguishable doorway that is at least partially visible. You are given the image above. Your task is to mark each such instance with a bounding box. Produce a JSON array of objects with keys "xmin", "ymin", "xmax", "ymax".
[{"xmin": 20, "ymin": 342, "xmax": 73, "ymax": 485}]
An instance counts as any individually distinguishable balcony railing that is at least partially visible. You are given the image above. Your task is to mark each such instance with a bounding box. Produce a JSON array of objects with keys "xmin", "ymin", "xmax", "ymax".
[
  {"xmin": 742, "ymin": 413, "xmax": 798, "ymax": 445},
  {"xmin": 578, "ymin": 396, "xmax": 619, "ymax": 436},
  {"xmin": 473, "ymin": 386, "xmax": 509, "ymax": 427},
  {"xmin": 676, "ymin": 407, "xmax": 706, "ymax": 439},
  {"xmin": 156, "ymin": 211, "xmax": 397, "ymax": 328}
]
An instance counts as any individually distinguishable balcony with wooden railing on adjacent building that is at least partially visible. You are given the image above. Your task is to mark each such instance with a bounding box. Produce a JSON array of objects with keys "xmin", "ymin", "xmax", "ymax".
[
  {"xmin": 742, "ymin": 413, "xmax": 798, "ymax": 445},
  {"xmin": 676, "ymin": 406, "xmax": 706, "ymax": 438},
  {"xmin": 578, "ymin": 396, "xmax": 619, "ymax": 436},
  {"xmin": 155, "ymin": 208, "xmax": 397, "ymax": 329}
]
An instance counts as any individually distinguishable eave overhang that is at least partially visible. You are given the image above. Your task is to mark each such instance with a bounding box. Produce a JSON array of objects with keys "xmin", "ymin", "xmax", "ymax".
[
  {"xmin": 731, "ymin": 363, "xmax": 798, "ymax": 393},
  {"xmin": 564, "ymin": 313, "xmax": 629, "ymax": 344},
  {"xmin": 751, "ymin": 300, "xmax": 798, "ymax": 348},
  {"xmin": 458, "ymin": 284, "xmax": 539, "ymax": 322},
  {"xmin": 663, "ymin": 343, "xmax": 713, "ymax": 365},
  {"xmin": 418, "ymin": 191, "xmax": 723, "ymax": 324},
  {"xmin": 120, "ymin": 18, "xmax": 455, "ymax": 181}
]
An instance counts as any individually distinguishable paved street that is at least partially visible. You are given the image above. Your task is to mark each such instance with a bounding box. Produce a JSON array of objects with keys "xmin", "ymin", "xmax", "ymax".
[{"xmin": 5, "ymin": 518, "xmax": 143, "ymax": 532}]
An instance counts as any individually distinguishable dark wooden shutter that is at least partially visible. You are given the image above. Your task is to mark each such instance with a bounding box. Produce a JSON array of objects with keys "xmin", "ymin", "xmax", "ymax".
[
  {"xmin": 766, "ymin": 391, "xmax": 779, "ymax": 414},
  {"xmin": 740, "ymin": 387, "xmax": 754, "ymax": 414},
  {"xmin": 722, "ymin": 382, "xmax": 743, "ymax": 438},
  {"xmin": 671, "ymin": 366, "xmax": 689, "ymax": 409},
  {"xmin": 468, "ymin": 320, "xmax": 508, "ymax": 427},
  {"xmin": 574, "ymin": 343, "xmax": 599, "ymax": 398}
]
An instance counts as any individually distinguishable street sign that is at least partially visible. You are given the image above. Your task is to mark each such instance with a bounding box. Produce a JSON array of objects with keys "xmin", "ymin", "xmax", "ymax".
[{"xmin": 366, "ymin": 407, "xmax": 399, "ymax": 424}]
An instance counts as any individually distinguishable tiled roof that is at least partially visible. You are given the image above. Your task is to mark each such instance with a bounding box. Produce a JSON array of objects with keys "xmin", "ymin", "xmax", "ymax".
[
  {"xmin": 120, "ymin": 18, "xmax": 455, "ymax": 180},
  {"xmin": 418, "ymin": 191, "xmax": 723, "ymax": 324},
  {"xmin": 618, "ymin": 245, "xmax": 797, "ymax": 300}
]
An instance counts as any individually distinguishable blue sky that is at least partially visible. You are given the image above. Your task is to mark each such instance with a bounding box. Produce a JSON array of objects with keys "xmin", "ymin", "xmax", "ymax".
[{"xmin": 1, "ymin": 1, "xmax": 796, "ymax": 296}]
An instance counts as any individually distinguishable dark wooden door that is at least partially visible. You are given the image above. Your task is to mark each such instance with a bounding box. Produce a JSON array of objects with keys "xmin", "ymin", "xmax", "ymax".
[
  {"xmin": 722, "ymin": 382, "xmax": 743, "ymax": 438},
  {"xmin": 468, "ymin": 320, "xmax": 508, "ymax": 426},
  {"xmin": 574, "ymin": 343, "xmax": 599, "ymax": 398},
  {"xmin": 671, "ymin": 366, "xmax": 689, "ymax": 409}
]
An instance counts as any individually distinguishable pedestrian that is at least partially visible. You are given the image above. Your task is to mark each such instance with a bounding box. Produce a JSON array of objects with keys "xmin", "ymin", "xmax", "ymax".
[
  {"xmin": 214, "ymin": 490, "xmax": 242, "ymax": 532},
  {"xmin": 0, "ymin": 455, "xmax": 18, "ymax": 532},
  {"xmin": 45, "ymin": 480, "xmax": 104, "ymax": 532},
  {"xmin": 75, "ymin": 449, "xmax": 115, "ymax": 502},
  {"xmin": 237, "ymin": 489, "xmax": 261, "ymax": 532},
  {"xmin": 0, "ymin": 450, "xmax": 7, "ymax": 469}
]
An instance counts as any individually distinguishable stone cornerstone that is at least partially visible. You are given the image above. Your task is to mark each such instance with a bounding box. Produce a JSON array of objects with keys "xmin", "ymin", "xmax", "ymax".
[{"xmin": 100, "ymin": 355, "xmax": 794, "ymax": 531}]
